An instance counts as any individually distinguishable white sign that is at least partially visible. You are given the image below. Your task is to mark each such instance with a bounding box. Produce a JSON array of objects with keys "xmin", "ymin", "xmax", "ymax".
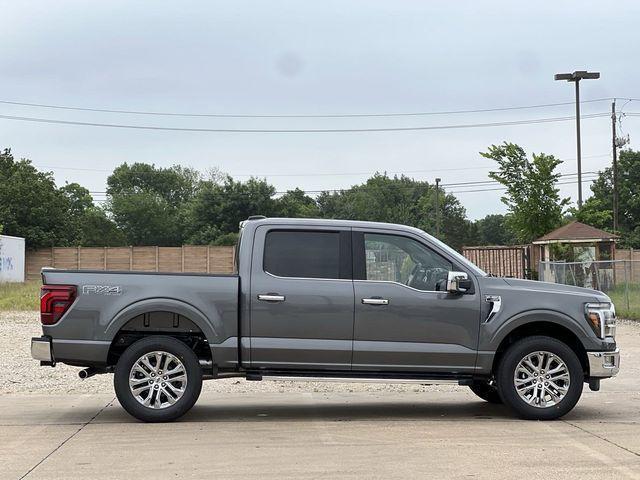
[{"xmin": 0, "ymin": 235, "xmax": 25, "ymax": 283}]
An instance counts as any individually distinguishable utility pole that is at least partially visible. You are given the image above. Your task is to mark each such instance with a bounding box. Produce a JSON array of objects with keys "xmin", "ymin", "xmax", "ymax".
[
  {"xmin": 612, "ymin": 100, "xmax": 618, "ymax": 233},
  {"xmin": 435, "ymin": 178, "xmax": 441, "ymax": 237},
  {"xmin": 554, "ymin": 70, "xmax": 600, "ymax": 209}
]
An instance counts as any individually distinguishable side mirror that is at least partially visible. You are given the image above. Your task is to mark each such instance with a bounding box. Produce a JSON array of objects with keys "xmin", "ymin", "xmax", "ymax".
[{"xmin": 447, "ymin": 271, "xmax": 471, "ymax": 294}]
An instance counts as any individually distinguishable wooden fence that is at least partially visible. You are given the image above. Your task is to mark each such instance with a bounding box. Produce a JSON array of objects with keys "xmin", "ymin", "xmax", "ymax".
[
  {"xmin": 614, "ymin": 249, "xmax": 640, "ymax": 284},
  {"xmin": 463, "ymin": 246, "xmax": 639, "ymax": 281},
  {"xmin": 23, "ymin": 245, "xmax": 640, "ymax": 283},
  {"xmin": 462, "ymin": 245, "xmax": 531, "ymax": 279},
  {"xmin": 25, "ymin": 245, "xmax": 235, "ymax": 281}
]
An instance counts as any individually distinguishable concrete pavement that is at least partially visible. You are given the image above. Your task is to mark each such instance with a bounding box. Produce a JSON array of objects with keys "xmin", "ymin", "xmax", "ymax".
[
  {"xmin": 2, "ymin": 386, "xmax": 640, "ymax": 480},
  {"xmin": 3, "ymin": 320, "xmax": 639, "ymax": 479}
]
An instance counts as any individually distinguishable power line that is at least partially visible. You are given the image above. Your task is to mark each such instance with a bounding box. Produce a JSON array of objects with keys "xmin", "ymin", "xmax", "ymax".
[
  {"xmin": 441, "ymin": 171, "xmax": 597, "ymax": 189},
  {"xmin": 34, "ymin": 153, "xmax": 612, "ymax": 178},
  {"xmin": 33, "ymin": 153, "xmax": 611, "ymax": 178},
  {"xmin": 87, "ymin": 173, "xmax": 600, "ymax": 200},
  {"xmin": 0, "ymin": 112, "xmax": 610, "ymax": 133},
  {"xmin": 448, "ymin": 177, "xmax": 598, "ymax": 194},
  {"xmin": 36, "ymin": 163, "xmax": 494, "ymax": 175},
  {"xmin": 0, "ymin": 98, "xmax": 616, "ymax": 119}
]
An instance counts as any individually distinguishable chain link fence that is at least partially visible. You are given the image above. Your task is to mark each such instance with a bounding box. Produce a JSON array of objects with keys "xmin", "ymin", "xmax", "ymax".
[{"xmin": 539, "ymin": 260, "xmax": 640, "ymax": 319}]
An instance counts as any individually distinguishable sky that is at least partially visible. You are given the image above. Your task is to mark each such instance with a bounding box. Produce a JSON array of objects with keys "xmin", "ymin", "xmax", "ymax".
[{"xmin": 1, "ymin": 0, "xmax": 639, "ymax": 220}]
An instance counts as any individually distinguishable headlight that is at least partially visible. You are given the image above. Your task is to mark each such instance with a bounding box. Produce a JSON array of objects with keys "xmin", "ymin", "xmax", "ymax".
[{"xmin": 584, "ymin": 302, "xmax": 616, "ymax": 339}]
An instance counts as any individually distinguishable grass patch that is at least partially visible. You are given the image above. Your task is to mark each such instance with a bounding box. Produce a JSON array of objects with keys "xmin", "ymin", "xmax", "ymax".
[
  {"xmin": 0, "ymin": 282, "xmax": 40, "ymax": 311},
  {"xmin": 608, "ymin": 284, "xmax": 640, "ymax": 321}
]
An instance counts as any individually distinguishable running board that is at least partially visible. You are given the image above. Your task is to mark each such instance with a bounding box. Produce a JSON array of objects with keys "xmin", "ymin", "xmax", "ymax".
[
  {"xmin": 245, "ymin": 371, "xmax": 471, "ymax": 385},
  {"xmin": 259, "ymin": 376, "xmax": 460, "ymax": 385}
]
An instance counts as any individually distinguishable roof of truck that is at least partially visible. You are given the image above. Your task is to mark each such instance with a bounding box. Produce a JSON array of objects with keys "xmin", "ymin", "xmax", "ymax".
[{"xmin": 245, "ymin": 216, "xmax": 427, "ymax": 233}]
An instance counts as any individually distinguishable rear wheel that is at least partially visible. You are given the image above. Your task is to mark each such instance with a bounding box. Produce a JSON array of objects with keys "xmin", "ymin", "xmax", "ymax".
[
  {"xmin": 114, "ymin": 336, "xmax": 203, "ymax": 422},
  {"xmin": 469, "ymin": 381, "xmax": 502, "ymax": 404},
  {"xmin": 497, "ymin": 336, "xmax": 583, "ymax": 420}
]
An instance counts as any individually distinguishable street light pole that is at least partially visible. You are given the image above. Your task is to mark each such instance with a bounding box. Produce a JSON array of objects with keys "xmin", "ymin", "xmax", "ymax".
[
  {"xmin": 612, "ymin": 100, "xmax": 618, "ymax": 233},
  {"xmin": 574, "ymin": 79, "xmax": 582, "ymax": 208},
  {"xmin": 435, "ymin": 177, "xmax": 441, "ymax": 237},
  {"xmin": 554, "ymin": 70, "xmax": 600, "ymax": 209}
]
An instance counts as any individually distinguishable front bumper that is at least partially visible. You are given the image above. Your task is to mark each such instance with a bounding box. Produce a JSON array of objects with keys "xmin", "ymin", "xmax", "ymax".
[
  {"xmin": 587, "ymin": 348, "xmax": 620, "ymax": 377},
  {"xmin": 31, "ymin": 336, "xmax": 54, "ymax": 365}
]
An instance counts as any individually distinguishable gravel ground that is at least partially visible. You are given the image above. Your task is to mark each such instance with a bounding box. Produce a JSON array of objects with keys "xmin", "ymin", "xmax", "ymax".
[
  {"xmin": 1, "ymin": 311, "xmax": 465, "ymax": 395},
  {"xmin": 4, "ymin": 311, "xmax": 637, "ymax": 396}
]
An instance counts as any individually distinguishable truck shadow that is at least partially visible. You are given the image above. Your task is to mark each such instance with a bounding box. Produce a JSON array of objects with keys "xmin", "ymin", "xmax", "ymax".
[
  {"xmin": 92, "ymin": 398, "xmax": 518, "ymax": 423},
  {"xmin": 183, "ymin": 400, "xmax": 513, "ymax": 423},
  {"xmin": 92, "ymin": 396, "xmax": 627, "ymax": 424}
]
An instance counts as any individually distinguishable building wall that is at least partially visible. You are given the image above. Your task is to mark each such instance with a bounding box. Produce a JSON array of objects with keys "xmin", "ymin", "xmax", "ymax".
[{"xmin": 0, "ymin": 235, "xmax": 26, "ymax": 283}]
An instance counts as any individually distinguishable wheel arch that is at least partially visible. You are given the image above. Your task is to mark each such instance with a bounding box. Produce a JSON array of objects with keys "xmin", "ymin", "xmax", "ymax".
[
  {"xmin": 491, "ymin": 318, "xmax": 589, "ymax": 376},
  {"xmin": 105, "ymin": 298, "xmax": 221, "ymax": 343},
  {"xmin": 104, "ymin": 298, "xmax": 222, "ymax": 367}
]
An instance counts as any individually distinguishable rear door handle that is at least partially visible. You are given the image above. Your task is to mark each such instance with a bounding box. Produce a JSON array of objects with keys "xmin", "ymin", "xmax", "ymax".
[
  {"xmin": 257, "ymin": 294, "xmax": 286, "ymax": 302},
  {"xmin": 362, "ymin": 297, "xmax": 389, "ymax": 306}
]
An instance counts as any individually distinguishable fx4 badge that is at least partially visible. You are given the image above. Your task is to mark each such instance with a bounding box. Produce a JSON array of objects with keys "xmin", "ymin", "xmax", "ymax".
[{"xmin": 82, "ymin": 285, "xmax": 122, "ymax": 296}]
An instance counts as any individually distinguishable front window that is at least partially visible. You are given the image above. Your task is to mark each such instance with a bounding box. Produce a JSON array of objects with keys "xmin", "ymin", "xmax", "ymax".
[{"xmin": 364, "ymin": 233, "xmax": 452, "ymax": 291}]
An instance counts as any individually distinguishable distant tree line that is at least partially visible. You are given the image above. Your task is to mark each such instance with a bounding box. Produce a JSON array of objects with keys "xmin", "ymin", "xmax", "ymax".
[{"xmin": 1, "ymin": 145, "xmax": 637, "ymax": 250}]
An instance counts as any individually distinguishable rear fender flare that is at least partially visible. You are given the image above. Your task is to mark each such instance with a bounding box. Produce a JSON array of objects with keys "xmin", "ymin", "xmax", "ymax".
[{"xmin": 104, "ymin": 298, "xmax": 221, "ymax": 345}]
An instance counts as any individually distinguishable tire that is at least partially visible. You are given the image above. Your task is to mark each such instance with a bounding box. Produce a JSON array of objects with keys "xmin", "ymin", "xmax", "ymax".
[
  {"xmin": 496, "ymin": 336, "xmax": 583, "ymax": 420},
  {"xmin": 114, "ymin": 336, "xmax": 203, "ymax": 422},
  {"xmin": 469, "ymin": 381, "xmax": 502, "ymax": 404}
]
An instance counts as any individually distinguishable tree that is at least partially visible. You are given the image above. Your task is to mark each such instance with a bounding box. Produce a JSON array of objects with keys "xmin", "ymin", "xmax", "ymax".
[
  {"xmin": 59, "ymin": 182, "xmax": 126, "ymax": 246},
  {"xmin": 577, "ymin": 149, "xmax": 640, "ymax": 248},
  {"xmin": 184, "ymin": 176, "xmax": 278, "ymax": 244},
  {"xmin": 0, "ymin": 148, "xmax": 73, "ymax": 248},
  {"xmin": 317, "ymin": 174, "xmax": 474, "ymax": 250},
  {"xmin": 106, "ymin": 163, "xmax": 200, "ymax": 246},
  {"xmin": 76, "ymin": 207, "xmax": 127, "ymax": 246},
  {"xmin": 474, "ymin": 214, "xmax": 518, "ymax": 245},
  {"xmin": 481, "ymin": 142, "xmax": 569, "ymax": 244},
  {"xmin": 275, "ymin": 188, "xmax": 319, "ymax": 218}
]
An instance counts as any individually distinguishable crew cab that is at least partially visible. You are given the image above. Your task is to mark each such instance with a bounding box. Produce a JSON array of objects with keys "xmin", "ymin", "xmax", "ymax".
[{"xmin": 31, "ymin": 217, "xmax": 620, "ymax": 422}]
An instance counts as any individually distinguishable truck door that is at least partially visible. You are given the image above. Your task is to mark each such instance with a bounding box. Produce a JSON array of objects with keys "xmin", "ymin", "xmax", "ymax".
[
  {"xmin": 249, "ymin": 225, "xmax": 354, "ymax": 370},
  {"xmin": 352, "ymin": 229, "xmax": 480, "ymax": 373}
]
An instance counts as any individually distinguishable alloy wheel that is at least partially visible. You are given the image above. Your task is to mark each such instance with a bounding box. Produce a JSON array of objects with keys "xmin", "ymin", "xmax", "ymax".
[
  {"xmin": 128, "ymin": 350, "xmax": 188, "ymax": 409},
  {"xmin": 513, "ymin": 350, "xmax": 570, "ymax": 408}
]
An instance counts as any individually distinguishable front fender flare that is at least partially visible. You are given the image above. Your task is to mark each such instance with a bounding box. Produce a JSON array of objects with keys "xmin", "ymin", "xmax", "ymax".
[{"xmin": 487, "ymin": 309, "xmax": 593, "ymax": 350}]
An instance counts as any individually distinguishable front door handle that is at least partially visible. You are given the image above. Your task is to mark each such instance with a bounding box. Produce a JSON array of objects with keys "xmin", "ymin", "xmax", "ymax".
[
  {"xmin": 257, "ymin": 294, "xmax": 286, "ymax": 302},
  {"xmin": 362, "ymin": 297, "xmax": 389, "ymax": 306}
]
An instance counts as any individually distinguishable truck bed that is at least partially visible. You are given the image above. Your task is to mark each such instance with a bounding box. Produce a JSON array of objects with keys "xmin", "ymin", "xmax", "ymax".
[{"xmin": 40, "ymin": 269, "xmax": 240, "ymax": 369}]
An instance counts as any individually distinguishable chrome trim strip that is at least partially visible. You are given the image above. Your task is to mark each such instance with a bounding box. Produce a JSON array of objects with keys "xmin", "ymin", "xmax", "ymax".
[
  {"xmin": 353, "ymin": 279, "xmax": 444, "ymax": 294},
  {"xmin": 263, "ymin": 270, "xmax": 352, "ymax": 283}
]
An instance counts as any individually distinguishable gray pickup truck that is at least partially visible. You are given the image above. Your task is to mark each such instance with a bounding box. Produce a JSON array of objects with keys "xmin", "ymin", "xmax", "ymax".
[{"xmin": 32, "ymin": 217, "xmax": 619, "ymax": 422}]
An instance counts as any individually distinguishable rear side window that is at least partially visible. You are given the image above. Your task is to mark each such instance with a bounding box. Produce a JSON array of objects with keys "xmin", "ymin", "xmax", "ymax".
[{"xmin": 264, "ymin": 230, "xmax": 341, "ymax": 279}]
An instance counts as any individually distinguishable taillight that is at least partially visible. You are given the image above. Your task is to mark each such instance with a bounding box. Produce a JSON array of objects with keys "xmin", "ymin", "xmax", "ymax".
[{"xmin": 40, "ymin": 285, "xmax": 77, "ymax": 325}]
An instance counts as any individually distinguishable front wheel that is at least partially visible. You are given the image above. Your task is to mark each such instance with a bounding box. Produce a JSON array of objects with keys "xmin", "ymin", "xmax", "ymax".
[
  {"xmin": 114, "ymin": 336, "xmax": 203, "ymax": 422},
  {"xmin": 497, "ymin": 336, "xmax": 584, "ymax": 420}
]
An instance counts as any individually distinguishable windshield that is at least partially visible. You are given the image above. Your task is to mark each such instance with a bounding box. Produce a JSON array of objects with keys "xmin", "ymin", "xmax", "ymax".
[{"xmin": 420, "ymin": 230, "xmax": 487, "ymax": 277}]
